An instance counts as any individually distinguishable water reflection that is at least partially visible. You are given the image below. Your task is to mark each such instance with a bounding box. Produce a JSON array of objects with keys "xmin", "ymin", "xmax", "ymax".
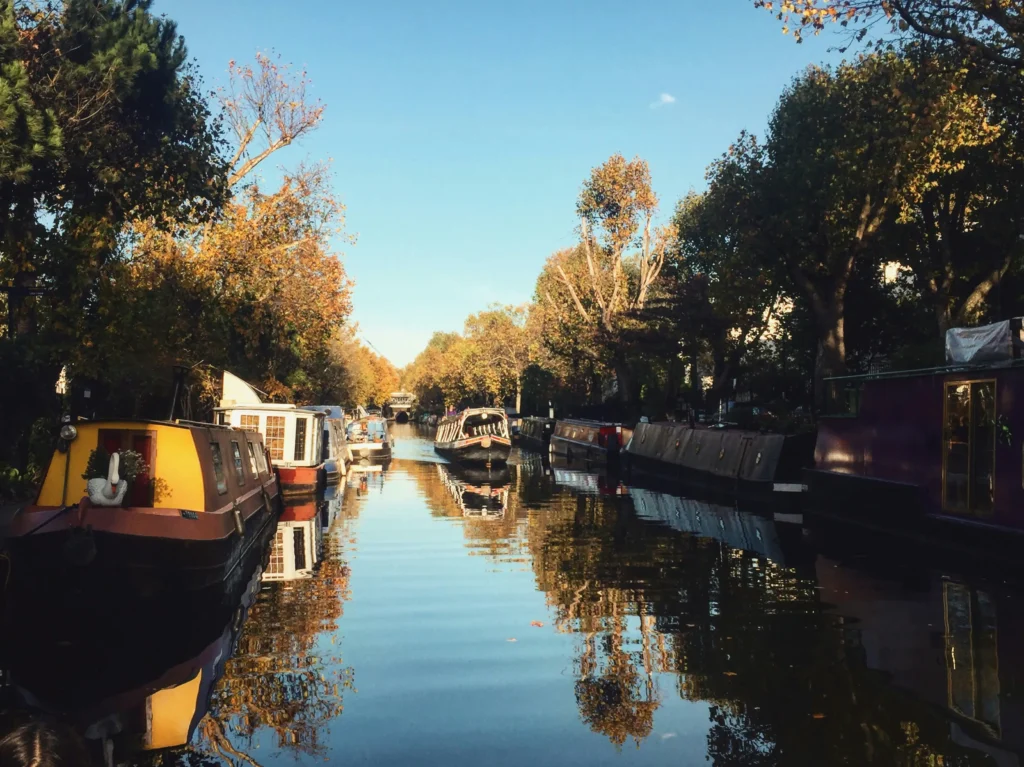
[{"xmin": 3, "ymin": 433, "xmax": 1024, "ymax": 766}]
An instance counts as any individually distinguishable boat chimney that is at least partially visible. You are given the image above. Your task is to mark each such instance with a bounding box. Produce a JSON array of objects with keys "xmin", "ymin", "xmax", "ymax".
[{"xmin": 168, "ymin": 364, "xmax": 188, "ymax": 421}]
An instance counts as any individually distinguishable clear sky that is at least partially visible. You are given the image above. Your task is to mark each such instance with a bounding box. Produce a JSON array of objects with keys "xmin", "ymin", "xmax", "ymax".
[{"xmin": 163, "ymin": 0, "xmax": 840, "ymax": 368}]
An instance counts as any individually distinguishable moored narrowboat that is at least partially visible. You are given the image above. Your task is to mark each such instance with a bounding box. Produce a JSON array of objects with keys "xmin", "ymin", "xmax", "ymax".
[
  {"xmin": 300, "ymin": 404, "xmax": 348, "ymax": 482},
  {"xmin": 433, "ymin": 408, "xmax": 512, "ymax": 465},
  {"xmin": 5, "ymin": 419, "xmax": 280, "ymax": 592},
  {"xmin": 346, "ymin": 416, "xmax": 393, "ymax": 463},
  {"xmin": 519, "ymin": 416, "xmax": 555, "ymax": 453},
  {"xmin": 623, "ymin": 422, "xmax": 815, "ymax": 503},
  {"xmin": 805, "ymin": 319, "xmax": 1024, "ymax": 562},
  {"xmin": 549, "ymin": 418, "xmax": 627, "ymax": 465},
  {"xmin": 215, "ymin": 372, "xmax": 337, "ymax": 496}
]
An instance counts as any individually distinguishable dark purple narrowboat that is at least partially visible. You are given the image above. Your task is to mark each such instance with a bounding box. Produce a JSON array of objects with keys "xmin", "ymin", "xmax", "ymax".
[{"xmin": 805, "ymin": 319, "xmax": 1024, "ymax": 562}]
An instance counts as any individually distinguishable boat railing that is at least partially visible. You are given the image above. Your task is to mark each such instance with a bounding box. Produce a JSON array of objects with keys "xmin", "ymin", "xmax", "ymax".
[{"xmin": 824, "ymin": 357, "xmax": 1024, "ymax": 384}]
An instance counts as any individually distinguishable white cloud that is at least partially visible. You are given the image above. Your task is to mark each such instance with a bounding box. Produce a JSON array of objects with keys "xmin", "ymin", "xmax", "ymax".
[{"xmin": 650, "ymin": 92, "xmax": 676, "ymax": 109}]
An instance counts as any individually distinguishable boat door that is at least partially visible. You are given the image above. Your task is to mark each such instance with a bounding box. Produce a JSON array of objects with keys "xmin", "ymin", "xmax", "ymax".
[{"xmin": 942, "ymin": 380, "xmax": 996, "ymax": 516}]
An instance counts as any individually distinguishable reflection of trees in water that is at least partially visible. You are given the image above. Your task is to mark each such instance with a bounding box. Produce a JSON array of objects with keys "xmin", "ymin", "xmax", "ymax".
[
  {"xmin": 189, "ymin": 508, "xmax": 357, "ymax": 762},
  {"xmin": 525, "ymin": 490, "xmax": 993, "ymax": 764}
]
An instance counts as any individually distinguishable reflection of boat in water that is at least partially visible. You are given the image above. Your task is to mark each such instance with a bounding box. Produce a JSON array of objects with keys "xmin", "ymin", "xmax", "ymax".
[
  {"xmin": 816, "ymin": 561, "xmax": 1024, "ymax": 764},
  {"xmin": 629, "ymin": 487, "xmax": 787, "ymax": 563},
  {"xmin": 550, "ymin": 458, "xmax": 628, "ymax": 496},
  {"xmin": 0, "ymin": 517, "xmax": 274, "ymax": 762},
  {"xmin": 437, "ymin": 463, "xmax": 510, "ymax": 517},
  {"xmin": 263, "ymin": 501, "xmax": 323, "ymax": 582}
]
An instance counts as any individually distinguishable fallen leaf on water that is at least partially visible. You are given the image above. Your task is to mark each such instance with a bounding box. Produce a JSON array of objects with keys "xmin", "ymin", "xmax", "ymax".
[
  {"xmin": 506, "ymin": 638, "xmax": 518, "ymax": 643},
  {"xmin": 724, "ymin": 671, "xmax": 738, "ymax": 677},
  {"xmin": 812, "ymin": 713, "xmax": 826, "ymax": 719},
  {"xmin": 530, "ymin": 621, "xmax": 544, "ymax": 627}
]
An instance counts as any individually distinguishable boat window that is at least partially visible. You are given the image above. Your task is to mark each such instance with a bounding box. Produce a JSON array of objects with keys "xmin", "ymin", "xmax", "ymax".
[
  {"xmin": 294, "ymin": 526, "xmax": 307, "ymax": 570},
  {"xmin": 240, "ymin": 414, "xmax": 260, "ymax": 433},
  {"xmin": 231, "ymin": 441, "xmax": 246, "ymax": 485},
  {"xmin": 265, "ymin": 416, "xmax": 286, "ymax": 461},
  {"xmin": 294, "ymin": 418, "xmax": 308, "ymax": 461},
  {"xmin": 210, "ymin": 442, "xmax": 228, "ymax": 495},
  {"xmin": 246, "ymin": 440, "xmax": 260, "ymax": 477},
  {"xmin": 944, "ymin": 582, "xmax": 1000, "ymax": 736},
  {"xmin": 217, "ymin": 412, "xmax": 228, "ymax": 426},
  {"xmin": 267, "ymin": 529, "xmax": 285, "ymax": 575},
  {"xmin": 943, "ymin": 380, "xmax": 996, "ymax": 516}
]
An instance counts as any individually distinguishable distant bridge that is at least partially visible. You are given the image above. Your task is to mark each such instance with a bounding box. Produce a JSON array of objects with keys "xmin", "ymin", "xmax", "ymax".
[{"xmin": 388, "ymin": 391, "xmax": 416, "ymax": 418}]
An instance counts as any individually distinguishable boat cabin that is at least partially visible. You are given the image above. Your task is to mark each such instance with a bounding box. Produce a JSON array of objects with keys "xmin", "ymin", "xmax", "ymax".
[
  {"xmin": 216, "ymin": 403, "xmax": 325, "ymax": 471},
  {"xmin": 519, "ymin": 416, "xmax": 555, "ymax": 452},
  {"xmin": 809, "ymin": 319, "xmax": 1024, "ymax": 537},
  {"xmin": 550, "ymin": 419, "xmax": 626, "ymax": 463}
]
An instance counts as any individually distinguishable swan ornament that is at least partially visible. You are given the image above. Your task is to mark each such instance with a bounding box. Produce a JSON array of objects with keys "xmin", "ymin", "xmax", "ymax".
[{"xmin": 87, "ymin": 452, "xmax": 129, "ymax": 507}]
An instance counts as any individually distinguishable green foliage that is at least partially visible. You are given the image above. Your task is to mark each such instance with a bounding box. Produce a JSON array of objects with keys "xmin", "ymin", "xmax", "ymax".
[{"xmin": 82, "ymin": 447, "xmax": 148, "ymax": 484}]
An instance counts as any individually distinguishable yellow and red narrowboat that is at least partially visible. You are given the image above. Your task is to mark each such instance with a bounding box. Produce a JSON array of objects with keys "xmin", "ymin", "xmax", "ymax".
[{"xmin": 5, "ymin": 419, "xmax": 280, "ymax": 592}]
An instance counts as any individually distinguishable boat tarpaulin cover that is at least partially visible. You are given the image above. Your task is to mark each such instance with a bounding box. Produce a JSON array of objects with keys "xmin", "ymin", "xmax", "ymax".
[{"xmin": 945, "ymin": 319, "xmax": 1024, "ymax": 363}]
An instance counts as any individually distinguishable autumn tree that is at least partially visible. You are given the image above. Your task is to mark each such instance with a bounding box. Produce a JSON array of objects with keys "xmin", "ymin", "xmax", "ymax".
[
  {"xmin": 549, "ymin": 154, "xmax": 675, "ymax": 407},
  {"xmin": 463, "ymin": 304, "xmax": 538, "ymax": 413},
  {"xmin": 751, "ymin": 51, "xmax": 999, "ymax": 397},
  {"xmin": 0, "ymin": 0, "xmax": 228, "ymax": 469},
  {"xmin": 753, "ymin": 0, "xmax": 1023, "ymax": 68}
]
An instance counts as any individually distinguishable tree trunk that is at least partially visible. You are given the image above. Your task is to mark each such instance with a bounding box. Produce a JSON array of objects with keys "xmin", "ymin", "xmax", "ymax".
[
  {"xmin": 813, "ymin": 295, "xmax": 847, "ymax": 410},
  {"xmin": 515, "ymin": 377, "xmax": 522, "ymax": 415}
]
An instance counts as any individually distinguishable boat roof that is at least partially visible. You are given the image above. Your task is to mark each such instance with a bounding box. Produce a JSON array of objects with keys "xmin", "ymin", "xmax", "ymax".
[
  {"xmin": 826, "ymin": 357, "xmax": 1024, "ymax": 385},
  {"xmin": 68, "ymin": 418, "xmax": 240, "ymax": 432},
  {"xmin": 558, "ymin": 418, "xmax": 625, "ymax": 427},
  {"xmin": 214, "ymin": 403, "xmax": 305, "ymax": 413}
]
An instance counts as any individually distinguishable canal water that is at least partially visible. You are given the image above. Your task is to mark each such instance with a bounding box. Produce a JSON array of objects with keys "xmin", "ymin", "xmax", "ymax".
[{"xmin": 2, "ymin": 424, "xmax": 1023, "ymax": 766}]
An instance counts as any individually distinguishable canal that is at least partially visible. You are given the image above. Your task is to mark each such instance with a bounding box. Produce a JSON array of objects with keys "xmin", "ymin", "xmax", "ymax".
[{"xmin": 2, "ymin": 424, "xmax": 1022, "ymax": 766}]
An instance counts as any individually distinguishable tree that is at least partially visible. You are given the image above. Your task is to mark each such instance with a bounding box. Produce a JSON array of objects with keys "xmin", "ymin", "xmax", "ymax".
[
  {"xmin": 1, "ymin": 0, "xmax": 228, "ymax": 338},
  {"xmin": 753, "ymin": 52, "xmax": 999, "ymax": 398},
  {"xmin": 753, "ymin": 0, "xmax": 1023, "ymax": 68},
  {"xmin": 463, "ymin": 304, "xmax": 537, "ymax": 412},
  {"xmin": 552, "ymin": 154, "xmax": 675, "ymax": 407}
]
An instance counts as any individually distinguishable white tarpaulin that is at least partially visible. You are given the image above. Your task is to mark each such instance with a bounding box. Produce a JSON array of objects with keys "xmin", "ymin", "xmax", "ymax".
[{"xmin": 945, "ymin": 319, "xmax": 1024, "ymax": 364}]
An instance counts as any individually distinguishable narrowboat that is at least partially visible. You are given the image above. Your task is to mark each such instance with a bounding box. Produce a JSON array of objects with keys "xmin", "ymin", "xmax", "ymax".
[
  {"xmin": 215, "ymin": 372, "xmax": 338, "ymax": 496},
  {"xmin": 623, "ymin": 422, "xmax": 815, "ymax": 503},
  {"xmin": 433, "ymin": 408, "xmax": 512, "ymax": 465},
  {"xmin": 300, "ymin": 405, "xmax": 348, "ymax": 482},
  {"xmin": 805, "ymin": 318, "xmax": 1024, "ymax": 561},
  {"xmin": 518, "ymin": 416, "xmax": 555, "ymax": 453},
  {"xmin": 346, "ymin": 417, "xmax": 393, "ymax": 463},
  {"xmin": 5, "ymin": 419, "xmax": 280, "ymax": 593},
  {"xmin": 549, "ymin": 418, "xmax": 628, "ymax": 465}
]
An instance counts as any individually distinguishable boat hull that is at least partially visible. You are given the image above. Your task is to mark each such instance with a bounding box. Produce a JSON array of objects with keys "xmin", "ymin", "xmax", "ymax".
[
  {"xmin": 6, "ymin": 483, "xmax": 280, "ymax": 595},
  {"xmin": 622, "ymin": 423, "xmax": 815, "ymax": 505},
  {"xmin": 347, "ymin": 443, "xmax": 393, "ymax": 463},
  {"xmin": 549, "ymin": 435, "xmax": 615, "ymax": 465},
  {"xmin": 277, "ymin": 464, "xmax": 324, "ymax": 496},
  {"xmin": 434, "ymin": 437, "xmax": 511, "ymax": 465}
]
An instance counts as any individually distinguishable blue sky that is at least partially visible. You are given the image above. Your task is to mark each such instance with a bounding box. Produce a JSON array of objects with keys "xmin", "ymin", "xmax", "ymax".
[{"xmin": 165, "ymin": 0, "xmax": 840, "ymax": 367}]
